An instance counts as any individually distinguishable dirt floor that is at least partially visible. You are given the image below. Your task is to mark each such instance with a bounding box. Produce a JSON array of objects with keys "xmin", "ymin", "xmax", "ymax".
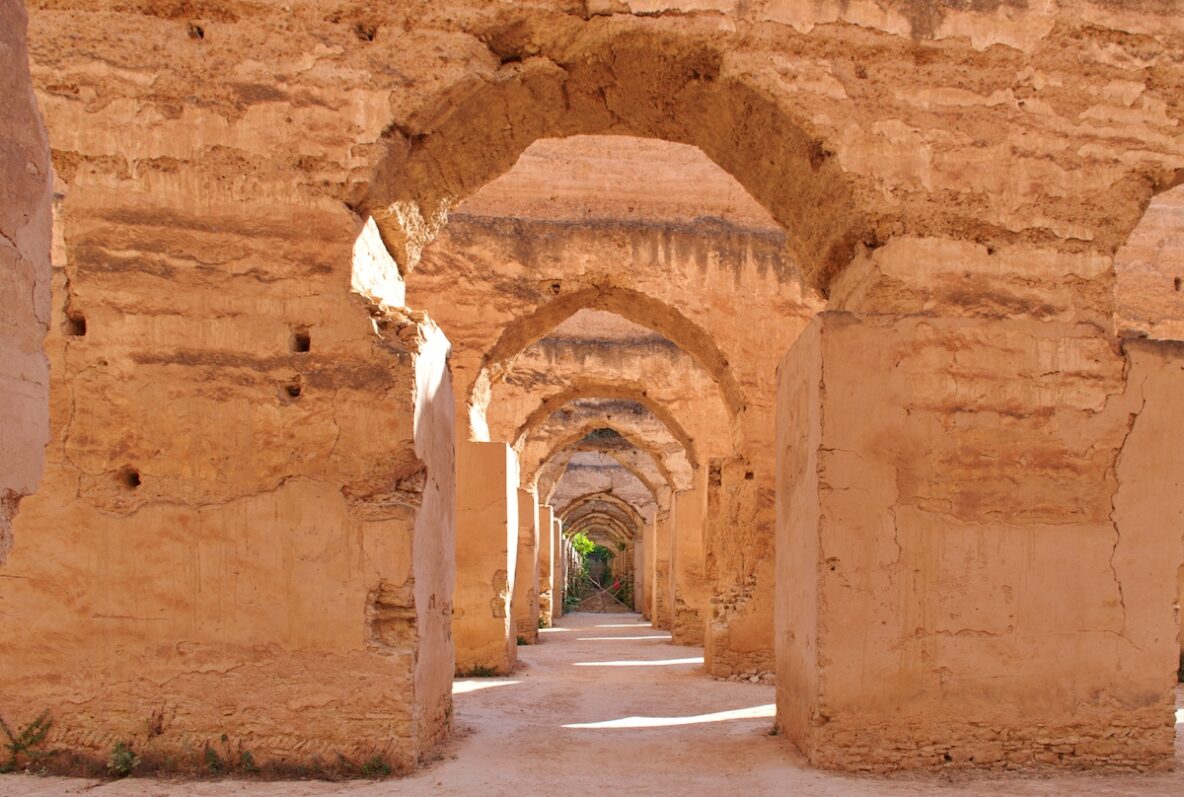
[{"xmin": 5, "ymin": 613, "xmax": 1183, "ymax": 796}]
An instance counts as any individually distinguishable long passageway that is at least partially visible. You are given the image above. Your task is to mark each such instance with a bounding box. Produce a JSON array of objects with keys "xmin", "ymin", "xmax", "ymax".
[{"xmin": 10, "ymin": 614, "xmax": 1184, "ymax": 797}]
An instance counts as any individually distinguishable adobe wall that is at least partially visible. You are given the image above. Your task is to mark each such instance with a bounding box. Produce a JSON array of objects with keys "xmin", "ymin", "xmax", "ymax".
[
  {"xmin": 513, "ymin": 488, "xmax": 541, "ymax": 644},
  {"xmin": 1115, "ymin": 185, "xmax": 1184, "ymax": 341},
  {"xmin": 538, "ymin": 504, "xmax": 556, "ymax": 627},
  {"xmin": 0, "ymin": 210, "xmax": 457, "ymax": 770},
  {"xmin": 776, "ymin": 309, "xmax": 1183, "ymax": 771},
  {"xmin": 553, "ymin": 515, "xmax": 566, "ymax": 618},
  {"xmin": 454, "ymin": 441, "xmax": 519, "ymax": 675},
  {"xmin": 672, "ymin": 473, "xmax": 709, "ymax": 646},
  {"xmin": 0, "ymin": 0, "xmax": 51, "ymax": 562},
  {"xmin": 2, "ymin": 4, "xmax": 460, "ymax": 766},
  {"xmin": 8, "ymin": 0, "xmax": 1184, "ymax": 776},
  {"xmin": 651, "ymin": 509, "xmax": 673, "ymax": 629}
]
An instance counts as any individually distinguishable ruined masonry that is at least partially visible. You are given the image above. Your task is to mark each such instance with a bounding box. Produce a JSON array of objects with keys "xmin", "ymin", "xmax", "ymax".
[{"xmin": 1, "ymin": 0, "xmax": 1183, "ymax": 780}]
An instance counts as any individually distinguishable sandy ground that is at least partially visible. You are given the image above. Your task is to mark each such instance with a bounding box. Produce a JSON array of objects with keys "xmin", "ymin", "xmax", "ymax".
[{"xmin": 5, "ymin": 613, "xmax": 1183, "ymax": 796}]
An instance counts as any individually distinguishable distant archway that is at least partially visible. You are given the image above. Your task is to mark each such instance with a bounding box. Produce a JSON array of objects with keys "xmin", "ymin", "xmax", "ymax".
[{"xmin": 471, "ymin": 287, "xmax": 743, "ymax": 448}]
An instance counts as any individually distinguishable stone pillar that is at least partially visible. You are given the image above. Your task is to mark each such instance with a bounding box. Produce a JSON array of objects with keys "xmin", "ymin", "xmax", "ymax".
[
  {"xmin": 0, "ymin": 1, "xmax": 51, "ymax": 562},
  {"xmin": 775, "ymin": 310, "xmax": 1184, "ymax": 771},
  {"xmin": 552, "ymin": 514, "xmax": 564, "ymax": 619},
  {"xmin": 454, "ymin": 441, "xmax": 518, "ymax": 675},
  {"xmin": 538, "ymin": 504, "xmax": 555, "ymax": 628},
  {"xmin": 651, "ymin": 508, "xmax": 672, "ymax": 629},
  {"xmin": 672, "ymin": 472, "xmax": 709, "ymax": 646},
  {"xmin": 641, "ymin": 516, "xmax": 654, "ymax": 619},
  {"xmin": 512, "ymin": 488, "xmax": 539, "ymax": 644},
  {"xmin": 634, "ymin": 525, "xmax": 647, "ymax": 614}
]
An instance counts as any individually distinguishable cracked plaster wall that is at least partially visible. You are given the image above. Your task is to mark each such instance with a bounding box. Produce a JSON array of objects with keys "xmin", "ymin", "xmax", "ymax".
[
  {"xmin": 5, "ymin": 0, "xmax": 1184, "ymax": 776},
  {"xmin": 776, "ymin": 308, "xmax": 1182, "ymax": 772}
]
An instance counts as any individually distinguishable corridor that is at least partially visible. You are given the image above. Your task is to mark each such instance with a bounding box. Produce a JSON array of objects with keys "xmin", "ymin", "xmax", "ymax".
[{"xmin": 8, "ymin": 614, "xmax": 1184, "ymax": 797}]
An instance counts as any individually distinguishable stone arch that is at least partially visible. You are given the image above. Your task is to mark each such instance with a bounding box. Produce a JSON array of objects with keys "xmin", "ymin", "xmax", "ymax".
[
  {"xmin": 513, "ymin": 383, "xmax": 702, "ymax": 468},
  {"xmin": 522, "ymin": 421, "xmax": 685, "ymax": 496},
  {"xmin": 365, "ymin": 24, "xmax": 868, "ymax": 293},
  {"xmin": 566, "ymin": 502, "xmax": 637, "ymax": 536},
  {"xmin": 549, "ymin": 449, "xmax": 660, "ymax": 521},
  {"xmin": 561, "ymin": 491, "xmax": 648, "ymax": 537},
  {"xmin": 472, "ymin": 287, "xmax": 743, "ymax": 448}
]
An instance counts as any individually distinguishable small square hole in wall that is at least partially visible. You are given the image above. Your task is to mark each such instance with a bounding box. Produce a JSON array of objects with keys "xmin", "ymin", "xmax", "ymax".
[
  {"xmin": 1175, "ymin": 277, "xmax": 1182, "ymax": 292},
  {"xmin": 280, "ymin": 376, "xmax": 303, "ymax": 401},
  {"xmin": 64, "ymin": 312, "xmax": 87, "ymax": 337},
  {"xmin": 118, "ymin": 467, "xmax": 141, "ymax": 489},
  {"xmin": 290, "ymin": 328, "xmax": 311, "ymax": 353}
]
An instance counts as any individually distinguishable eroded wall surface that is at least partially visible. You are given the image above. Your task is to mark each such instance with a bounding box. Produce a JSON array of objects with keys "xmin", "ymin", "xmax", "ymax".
[
  {"xmin": 0, "ymin": 0, "xmax": 51, "ymax": 561},
  {"xmin": 1115, "ymin": 185, "xmax": 1184, "ymax": 340},
  {"xmin": 2, "ymin": 4, "xmax": 460, "ymax": 768},
  {"xmin": 8, "ymin": 0, "xmax": 1184, "ymax": 775},
  {"xmin": 513, "ymin": 488, "xmax": 541, "ymax": 644},
  {"xmin": 777, "ymin": 310, "xmax": 1183, "ymax": 771}
]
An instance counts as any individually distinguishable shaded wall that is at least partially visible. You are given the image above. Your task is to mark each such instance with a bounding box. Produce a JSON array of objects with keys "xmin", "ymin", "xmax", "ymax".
[
  {"xmin": 0, "ymin": 137, "xmax": 457, "ymax": 777},
  {"xmin": 0, "ymin": 0, "xmax": 51, "ymax": 561}
]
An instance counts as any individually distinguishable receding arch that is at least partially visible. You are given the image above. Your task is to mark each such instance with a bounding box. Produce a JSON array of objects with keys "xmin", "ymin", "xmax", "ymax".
[
  {"xmin": 365, "ymin": 26, "xmax": 869, "ymax": 291},
  {"xmin": 530, "ymin": 421, "xmax": 672, "ymax": 497},
  {"xmin": 523, "ymin": 422, "xmax": 684, "ymax": 496},
  {"xmin": 550, "ymin": 450, "xmax": 659, "ymax": 522},
  {"xmin": 564, "ymin": 508, "xmax": 642, "ymax": 539},
  {"xmin": 561, "ymin": 490, "xmax": 648, "ymax": 535},
  {"xmin": 514, "ymin": 383, "xmax": 703, "ymax": 468},
  {"xmin": 472, "ymin": 287, "xmax": 742, "ymax": 446}
]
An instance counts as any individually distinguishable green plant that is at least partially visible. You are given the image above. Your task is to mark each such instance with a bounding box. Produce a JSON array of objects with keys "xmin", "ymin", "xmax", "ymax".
[
  {"xmin": 360, "ymin": 754, "xmax": 392, "ymax": 779},
  {"xmin": 107, "ymin": 740, "xmax": 140, "ymax": 778},
  {"xmin": 239, "ymin": 749, "xmax": 258, "ymax": 773},
  {"xmin": 457, "ymin": 665, "xmax": 499, "ymax": 677},
  {"xmin": 516, "ymin": 635, "xmax": 529, "ymax": 646},
  {"xmin": 588, "ymin": 543, "xmax": 614, "ymax": 562},
  {"xmin": 203, "ymin": 744, "xmax": 224, "ymax": 773},
  {"xmin": 570, "ymin": 531, "xmax": 596, "ymax": 556},
  {"xmin": 0, "ymin": 711, "xmax": 52, "ymax": 773}
]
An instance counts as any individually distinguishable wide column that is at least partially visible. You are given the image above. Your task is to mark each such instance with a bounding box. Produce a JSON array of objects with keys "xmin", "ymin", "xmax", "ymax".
[
  {"xmin": 776, "ymin": 309, "xmax": 1184, "ymax": 771},
  {"xmin": 538, "ymin": 504, "xmax": 555, "ymax": 628},
  {"xmin": 672, "ymin": 473, "xmax": 709, "ymax": 645},
  {"xmin": 512, "ymin": 488, "xmax": 540, "ymax": 644},
  {"xmin": 454, "ymin": 441, "xmax": 518, "ymax": 675}
]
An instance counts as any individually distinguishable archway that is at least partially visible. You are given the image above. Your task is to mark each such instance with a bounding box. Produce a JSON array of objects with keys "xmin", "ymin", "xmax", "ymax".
[{"xmin": 365, "ymin": 27, "xmax": 870, "ymax": 291}]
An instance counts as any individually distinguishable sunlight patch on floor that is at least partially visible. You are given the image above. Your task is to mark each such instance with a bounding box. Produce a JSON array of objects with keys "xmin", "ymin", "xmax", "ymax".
[
  {"xmin": 564, "ymin": 704, "xmax": 776, "ymax": 729},
  {"xmin": 594, "ymin": 623, "xmax": 653, "ymax": 628},
  {"xmin": 576, "ymin": 635, "xmax": 672, "ymax": 641},
  {"xmin": 573, "ymin": 657, "xmax": 703, "ymax": 667},
  {"xmin": 453, "ymin": 679, "xmax": 520, "ymax": 694},
  {"xmin": 1176, "ymin": 708, "xmax": 1183, "ymax": 725}
]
